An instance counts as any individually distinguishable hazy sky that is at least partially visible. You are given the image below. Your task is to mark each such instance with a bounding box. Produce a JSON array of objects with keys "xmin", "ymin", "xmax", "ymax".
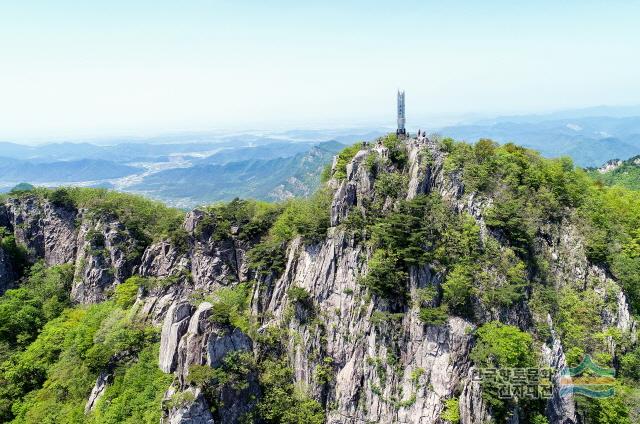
[{"xmin": 1, "ymin": 1, "xmax": 639, "ymax": 140}]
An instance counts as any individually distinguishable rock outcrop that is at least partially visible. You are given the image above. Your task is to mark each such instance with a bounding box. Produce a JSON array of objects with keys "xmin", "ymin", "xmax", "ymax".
[
  {"xmin": 241, "ymin": 138, "xmax": 486, "ymax": 423},
  {"xmin": 162, "ymin": 386, "xmax": 215, "ymax": 424},
  {"xmin": 0, "ymin": 195, "xmax": 146, "ymax": 303},
  {"xmin": 171, "ymin": 301, "xmax": 253, "ymax": 380},
  {"xmin": 459, "ymin": 368, "xmax": 492, "ymax": 424},
  {"xmin": 2, "ymin": 197, "xmax": 78, "ymax": 265},
  {"xmin": 139, "ymin": 209, "xmax": 249, "ymax": 297},
  {"xmin": 543, "ymin": 316, "xmax": 578, "ymax": 424},
  {"xmin": 71, "ymin": 218, "xmax": 141, "ymax": 303},
  {"xmin": 160, "ymin": 302, "xmax": 195, "ymax": 373},
  {"xmin": 159, "ymin": 300, "xmax": 257, "ymax": 423},
  {"xmin": 0, "ymin": 246, "xmax": 15, "ymax": 295},
  {"xmin": 42, "ymin": 201, "xmax": 78, "ymax": 266},
  {"xmin": 85, "ymin": 371, "xmax": 113, "ymax": 413}
]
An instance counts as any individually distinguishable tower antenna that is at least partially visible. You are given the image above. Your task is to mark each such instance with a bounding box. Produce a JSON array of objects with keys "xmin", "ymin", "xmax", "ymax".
[{"xmin": 396, "ymin": 90, "xmax": 406, "ymax": 136}]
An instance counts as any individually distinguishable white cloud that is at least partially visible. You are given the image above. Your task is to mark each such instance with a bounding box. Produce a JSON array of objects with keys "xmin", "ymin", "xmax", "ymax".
[{"xmin": 566, "ymin": 123, "xmax": 582, "ymax": 131}]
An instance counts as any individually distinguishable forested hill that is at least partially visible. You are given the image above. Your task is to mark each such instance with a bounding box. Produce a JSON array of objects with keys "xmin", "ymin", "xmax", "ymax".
[
  {"xmin": 588, "ymin": 155, "xmax": 640, "ymax": 190},
  {"xmin": 0, "ymin": 135, "xmax": 639, "ymax": 423}
]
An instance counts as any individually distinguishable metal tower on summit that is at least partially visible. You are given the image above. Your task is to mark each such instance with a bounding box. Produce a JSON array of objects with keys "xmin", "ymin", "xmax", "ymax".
[{"xmin": 396, "ymin": 90, "xmax": 406, "ymax": 136}]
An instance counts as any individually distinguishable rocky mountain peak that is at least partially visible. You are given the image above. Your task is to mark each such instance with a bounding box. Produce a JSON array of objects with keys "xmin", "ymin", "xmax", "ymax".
[{"xmin": 0, "ymin": 135, "xmax": 638, "ymax": 423}]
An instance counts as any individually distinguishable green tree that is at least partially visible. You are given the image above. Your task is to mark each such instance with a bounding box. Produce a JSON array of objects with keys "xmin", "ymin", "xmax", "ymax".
[
  {"xmin": 0, "ymin": 262, "xmax": 73, "ymax": 352},
  {"xmin": 471, "ymin": 321, "xmax": 536, "ymax": 421},
  {"xmin": 471, "ymin": 321, "xmax": 534, "ymax": 368},
  {"xmin": 113, "ymin": 276, "xmax": 144, "ymax": 309},
  {"xmin": 333, "ymin": 143, "xmax": 363, "ymax": 180},
  {"xmin": 257, "ymin": 359, "xmax": 324, "ymax": 424},
  {"xmin": 442, "ymin": 266, "xmax": 473, "ymax": 315},
  {"xmin": 361, "ymin": 249, "xmax": 407, "ymax": 299},
  {"xmin": 441, "ymin": 398, "xmax": 460, "ymax": 423},
  {"xmin": 89, "ymin": 344, "xmax": 172, "ymax": 424}
]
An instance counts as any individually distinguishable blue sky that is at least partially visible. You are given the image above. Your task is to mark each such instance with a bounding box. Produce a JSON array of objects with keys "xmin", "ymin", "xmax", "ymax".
[{"xmin": 1, "ymin": 1, "xmax": 639, "ymax": 140}]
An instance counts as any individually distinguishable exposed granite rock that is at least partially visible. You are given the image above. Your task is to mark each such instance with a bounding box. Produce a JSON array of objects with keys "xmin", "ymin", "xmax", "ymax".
[
  {"xmin": 0, "ymin": 196, "xmax": 79, "ymax": 294},
  {"xmin": 160, "ymin": 301, "xmax": 195, "ymax": 373},
  {"xmin": 139, "ymin": 241, "xmax": 190, "ymax": 279},
  {"xmin": 252, "ymin": 137, "xmax": 635, "ymax": 423},
  {"xmin": 207, "ymin": 327, "xmax": 252, "ymax": 368},
  {"xmin": 3, "ymin": 196, "xmax": 78, "ymax": 265},
  {"xmin": 539, "ymin": 222, "xmax": 638, "ymax": 344},
  {"xmin": 175, "ymin": 301, "xmax": 214, "ymax": 382},
  {"xmin": 251, "ymin": 219, "xmax": 480, "ymax": 423},
  {"xmin": 170, "ymin": 301, "xmax": 257, "ymax": 423},
  {"xmin": 406, "ymin": 138, "xmax": 445, "ymax": 200},
  {"xmin": 330, "ymin": 149, "xmax": 375, "ymax": 226},
  {"xmin": 85, "ymin": 370, "xmax": 113, "ymax": 413},
  {"xmin": 190, "ymin": 238, "xmax": 240, "ymax": 292},
  {"xmin": 543, "ymin": 316, "xmax": 578, "ymax": 424},
  {"xmin": 183, "ymin": 210, "xmax": 205, "ymax": 234},
  {"xmin": 42, "ymin": 201, "xmax": 78, "ymax": 266},
  {"xmin": 139, "ymin": 287, "xmax": 185, "ymax": 325},
  {"xmin": 0, "ymin": 246, "xmax": 15, "ymax": 295},
  {"xmin": 5, "ymin": 196, "xmax": 45, "ymax": 262},
  {"xmin": 71, "ymin": 218, "xmax": 141, "ymax": 303},
  {"xmin": 138, "ymin": 210, "xmax": 248, "ymax": 300},
  {"xmin": 597, "ymin": 159, "xmax": 623, "ymax": 174},
  {"xmin": 614, "ymin": 289, "xmax": 637, "ymax": 340},
  {"xmin": 460, "ymin": 368, "xmax": 492, "ymax": 424},
  {"xmin": 2, "ymin": 136, "xmax": 638, "ymax": 424},
  {"xmin": 0, "ymin": 196, "xmax": 154, "ymax": 304},
  {"xmin": 162, "ymin": 386, "xmax": 215, "ymax": 424},
  {"xmin": 175, "ymin": 302, "xmax": 253, "ymax": 380}
]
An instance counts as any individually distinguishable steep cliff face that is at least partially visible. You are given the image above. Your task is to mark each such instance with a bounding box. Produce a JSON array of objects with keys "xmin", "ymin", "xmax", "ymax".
[
  {"xmin": 72, "ymin": 217, "xmax": 143, "ymax": 303},
  {"xmin": 144, "ymin": 136, "xmax": 591, "ymax": 423},
  {"xmin": 1, "ymin": 135, "xmax": 637, "ymax": 424},
  {"xmin": 0, "ymin": 245, "xmax": 15, "ymax": 295},
  {"xmin": 1, "ymin": 196, "xmax": 78, "ymax": 265},
  {"xmin": 542, "ymin": 318, "xmax": 577, "ymax": 424},
  {"xmin": 0, "ymin": 196, "xmax": 147, "ymax": 303},
  {"xmin": 237, "ymin": 139, "xmax": 482, "ymax": 423}
]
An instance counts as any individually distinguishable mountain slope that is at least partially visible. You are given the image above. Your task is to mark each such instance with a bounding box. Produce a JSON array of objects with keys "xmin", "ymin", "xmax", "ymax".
[
  {"xmin": 589, "ymin": 155, "xmax": 640, "ymax": 190},
  {"xmin": 194, "ymin": 141, "xmax": 327, "ymax": 165},
  {"xmin": 0, "ymin": 135, "xmax": 638, "ymax": 423},
  {"xmin": 0, "ymin": 157, "xmax": 141, "ymax": 183},
  {"xmin": 0, "ymin": 140, "xmax": 347, "ymax": 206},
  {"xmin": 439, "ymin": 116, "xmax": 640, "ymax": 166},
  {"xmin": 129, "ymin": 141, "xmax": 344, "ymax": 205}
]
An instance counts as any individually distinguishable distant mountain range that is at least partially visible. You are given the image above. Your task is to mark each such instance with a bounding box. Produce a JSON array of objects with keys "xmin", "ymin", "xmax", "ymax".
[
  {"xmin": 467, "ymin": 105, "xmax": 640, "ymax": 124},
  {"xmin": 2, "ymin": 109, "xmax": 640, "ymax": 204},
  {"xmin": 0, "ymin": 158, "xmax": 140, "ymax": 182},
  {"xmin": 438, "ymin": 116, "xmax": 640, "ymax": 167},
  {"xmin": 0, "ymin": 132, "xmax": 358, "ymax": 207},
  {"xmin": 127, "ymin": 141, "xmax": 344, "ymax": 207}
]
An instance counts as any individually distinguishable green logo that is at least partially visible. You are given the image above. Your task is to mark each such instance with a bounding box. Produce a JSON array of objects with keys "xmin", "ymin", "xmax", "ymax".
[{"xmin": 558, "ymin": 355, "xmax": 615, "ymax": 398}]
